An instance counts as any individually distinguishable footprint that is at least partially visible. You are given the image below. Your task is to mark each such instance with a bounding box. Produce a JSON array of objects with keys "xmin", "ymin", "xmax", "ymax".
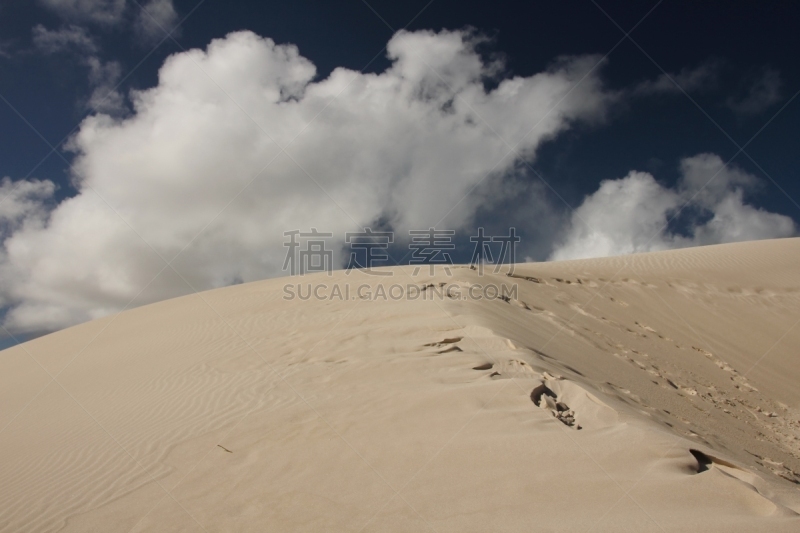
[
  {"xmin": 507, "ymin": 273, "xmax": 542, "ymax": 284},
  {"xmin": 490, "ymin": 359, "xmax": 538, "ymax": 379},
  {"xmin": 425, "ymin": 337, "xmax": 463, "ymax": 347},
  {"xmin": 692, "ymin": 346, "xmax": 714, "ymax": 358},
  {"xmin": 689, "ymin": 449, "xmax": 739, "ymax": 473},
  {"xmin": 531, "ymin": 382, "xmax": 581, "ymax": 429},
  {"xmin": 437, "ymin": 345, "xmax": 463, "ymax": 354},
  {"xmin": 425, "ymin": 337, "xmax": 464, "ymax": 354},
  {"xmin": 531, "ymin": 383, "xmax": 557, "ymax": 408}
]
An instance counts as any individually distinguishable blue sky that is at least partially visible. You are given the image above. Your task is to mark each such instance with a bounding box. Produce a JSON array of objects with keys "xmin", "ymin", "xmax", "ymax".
[{"xmin": 0, "ymin": 0, "xmax": 798, "ymax": 341}]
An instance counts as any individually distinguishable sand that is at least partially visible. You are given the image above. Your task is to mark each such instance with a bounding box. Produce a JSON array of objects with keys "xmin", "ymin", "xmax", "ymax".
[{"xmin": 1, "ymin": 238, "xmax": 799, "ymax": 532}]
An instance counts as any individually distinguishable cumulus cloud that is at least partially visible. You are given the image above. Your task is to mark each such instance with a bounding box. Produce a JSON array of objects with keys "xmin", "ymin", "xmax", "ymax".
[
  {"xmin": 0, "ymin": 178, "xmax": 57, "ymax": 309},
  {"xmin": 135, "ymin": 0, "xmax": 180, "ymax": 44},
  {"xmin": 549, "ymin": 153, "xmax": 796, "ymax": 260},
  {"xmin": 0, "ymin": 178, "xmax": 56, "ymax": 231},
  {"xmin": 38, "ymin": 0, "xmax": 127, "ymax": 26},
  {"xmin": 0, "ymin": 29, "xmax": 613, "ymax": 334},
  {"xmin": 548, "ymin": 172, "xmax": 681, "ymax": 260},
  {"xmin": 726, "ymin": 68, "xmax": 782, "ymax": 116}
]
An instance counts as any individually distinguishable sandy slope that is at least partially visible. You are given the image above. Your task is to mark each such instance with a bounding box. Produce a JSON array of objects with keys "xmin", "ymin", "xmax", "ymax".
[{"xmin": 1, "ymin": 238, "xmax": 799, "ymax": 532}]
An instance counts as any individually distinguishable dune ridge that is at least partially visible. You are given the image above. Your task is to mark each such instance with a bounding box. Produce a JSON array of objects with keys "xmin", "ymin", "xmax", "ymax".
[{"xmin": 1, "ymin": 238, "xmax": 799, "ymax": 532}]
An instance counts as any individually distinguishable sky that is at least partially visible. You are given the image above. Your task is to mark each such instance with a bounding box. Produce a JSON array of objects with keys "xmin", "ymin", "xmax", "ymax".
[{"xmin": 0, "ymin": 0, "xmax": 798, "ymax": 341}]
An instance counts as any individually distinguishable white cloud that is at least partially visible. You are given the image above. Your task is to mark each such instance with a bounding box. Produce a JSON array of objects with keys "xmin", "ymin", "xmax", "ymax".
[
  {"xmin": 0, "ymin": 29, "xmax": 613, "ymax": 334},
  {"xmin": 38, "ymin": 0, "xmax": 179, "ymax": 40},
  {"xmin": 31, "ymin": 24, "xmax": 127, "ymax": 115},
  {"xmin": 0, "ymin": 178, "xmax": 57, "ymax": 309},
  {"xmin": 726, "ymin": 68, "xmax": 782, "ymax": 116},
  {"xmin": 30, "ymin": 1, "xmax": 179, "ymax": 116},
  {"xmin": 38, "ymin": 0, "xmax": 127, "ymax": 26},
  {"xmin": 85, "ymin": 57, "xmax": 126, "ymax": 114},
  {"xmin": 633, "ymin": 61, "xmax": 720, "ymax": 95},
  {"xmin": 548, "ymin": 172, "xmax": 682, "ymax": 260},
  {"xmin": 0, "ymin": 178, "xmax": 56, "ymax": 231},
  {"xmin": 135, "ymin": 0, "xmax": 180, "ymax": 44},
  {"xmin": 549, "ymin": 153, "xmax": 796, "ymax": 261},
  {"xmin": 32, "ymin": 24, "xmax": 97, "ymax": 54},
  {"xmin": 691, "ymin": 190, "xmax": 796, "ymax": 245}
]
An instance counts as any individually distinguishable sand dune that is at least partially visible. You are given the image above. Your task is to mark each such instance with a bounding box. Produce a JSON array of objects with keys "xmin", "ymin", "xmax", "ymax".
[{"xmin": 1, "ymin": 238, "xmax": 799, "ymax": 532}]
